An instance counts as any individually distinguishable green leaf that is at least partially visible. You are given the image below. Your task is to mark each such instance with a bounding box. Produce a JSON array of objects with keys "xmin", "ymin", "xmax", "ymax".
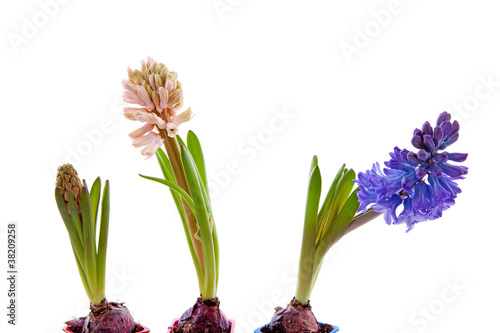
[
  {"xmin": 55, "ymin": 190, "xmax": 84, "ymax": 265},
  {"xmin": 72, "ymin": 243, "xmax": 95, "ymax": 303},
  {"xmin": 139, "ymin": 174, "xmax": 196, "ymax": 213},
  {"xmin": 96, "ymin": 180, "xmax": 110, "ymax": 301},
  {"xmin": 212, "ymin": 223, "xmax": 220, "ymax": 287},
  {"xmin": 68, "ymin": 192, "xmax": 83, "ymax": 244},
  {"xmin": 156, "ymin": 149, "xmax": 186, "ymax": 220},
  {"xmin": 315, "ymin": 164, "xmax": 346, "ymax": 243},
  {"xmin": 156, "ymin": 149, "xmax": 187, "ymax": 216},
  {"xmin": 156, "ymin": 148, "xmax": 201, "ymax": 221},
  {"xmin": 309, "ymin": 155, "xmax": 319, "ymax": 174},
  {"xmin": 316, "ymin": 188, "xmax": 360, "ymax": 259},
  {"xmin": 156, "ymin": 148, "xmax": 176, "ymax": 183},
  {"xmin": 154, "ymin": 148, "xmax": 204, "ymax": 290},
  {"xmin": 187, "ymin": 131, "xmax": 208, "ymax": 192},
  {"xmin": 308, "ymin": 188, "xmax": 360, "ymax": 295},
  {"xmin": 176, "ymin": 135, "xmax": 186, "ymax": 148},
  {"xmin": 319, "ymin": 169, "xmax": 356, "ymax": 241},
  {"xmin": 181, "ymin": 146, "xmax": 217, "ymax": 299},
  {"xmin": 295, "ymin": 164, "xmax": 322, "ymax": 304},
  {"xmin": 187, "ymin": 146, "xmax": 217, "ymax": 284},
  {"xmin": 304, "ymin": 166, "xmax": 322, "ymax": 251},
  {"xmin": 80, "ymin": 186, "xmax": 98, "ymax": 304},
  {"xmin": 89, "ymin": 177, "xmax": 102, "ymax": 235}
]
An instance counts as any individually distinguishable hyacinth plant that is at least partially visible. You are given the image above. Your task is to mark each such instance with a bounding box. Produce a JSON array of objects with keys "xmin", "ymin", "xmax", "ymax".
[
  {"xmin": 261, "ymin": 112, "xmax": 468, "ymax": 333},
  {"xmin": 55, "ymin": 164, "xmax": 143, "ymax": 333},
  {"xmin": 122, "ymin": 57, "xmax": 231, "ymax": 333}
]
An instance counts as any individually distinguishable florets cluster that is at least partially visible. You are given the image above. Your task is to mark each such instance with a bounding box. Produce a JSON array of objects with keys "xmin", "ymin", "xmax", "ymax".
[{"xmin": 356, "ymin": 112, "xmax": 468, "ymax": 231}]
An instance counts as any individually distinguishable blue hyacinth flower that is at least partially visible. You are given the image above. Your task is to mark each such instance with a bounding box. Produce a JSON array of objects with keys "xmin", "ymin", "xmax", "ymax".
[{"xmin": 355, "ymin": 112, "xmax": 468, "ymax": 231}]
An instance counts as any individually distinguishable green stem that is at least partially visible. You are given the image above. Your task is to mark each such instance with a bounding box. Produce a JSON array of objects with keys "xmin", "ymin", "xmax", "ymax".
[
  {"xmin": 345, "ymin": 209, "xmax": 382, "ymax": 235},
  {"xmin": 308, "ymin": 208, "xmax": 382, "ymax": 300},
  {"xmin": 308, "ymin": 256, "xmax": 324, "ymax": 301}
]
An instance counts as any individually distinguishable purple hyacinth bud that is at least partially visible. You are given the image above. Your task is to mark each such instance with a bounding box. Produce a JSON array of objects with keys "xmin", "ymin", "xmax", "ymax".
[
  {"xmin": 436, "ymin": 112, "xmax": 451, "ymax": 126},
  {"xmin": 407, "ymin": 151, "xmax": 419, "ymax": 163},
  {"xmin": 412, "ymin": 133, "xmax": 424, "ymax": 149},
  {"xmin": 417, "ymin": 149, "xmax": 429, "ymax": 161},
  {"xmin": 450, "ymin": 121, "xmax": 460, "ymax": 137},
  {"xmin": 423, "ymin": 134, "xmax": 436, "ymax": 152},
  {"xmin": 401, "ymin": 148, "xmax": 412, "ymax": 162},
  {"xmin": 446, "ymin": 152, "xmax": 468, "ymax": 162},
  {"xmin": 441, "ymin": 121, "xmax": 453, "ymax": 137},
  {"xmin": 434, "ymin": 126, "xmax": 444, "ymax": 147},
  {"xmin": 421, "ymin": 121, "xmax": 433, "ymax": 136},
  {"xmin": 435, "ymin": 152, "xmax": 448, "ymax": 163},
  {"xmin": 440, "ymin": 133, "xmax": 459, "ymax": 150}
]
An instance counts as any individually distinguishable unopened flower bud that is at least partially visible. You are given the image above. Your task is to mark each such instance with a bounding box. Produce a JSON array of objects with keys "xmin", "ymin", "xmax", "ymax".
[{"xmin": 56, "ymin": 164, "xmax": 83, "ymax": 211}]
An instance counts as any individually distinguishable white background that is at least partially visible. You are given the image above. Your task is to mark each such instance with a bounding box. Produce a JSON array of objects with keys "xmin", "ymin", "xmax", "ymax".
[{"xmin": 1, "ymin": 1, "xmax": 499, "ymax": 333}]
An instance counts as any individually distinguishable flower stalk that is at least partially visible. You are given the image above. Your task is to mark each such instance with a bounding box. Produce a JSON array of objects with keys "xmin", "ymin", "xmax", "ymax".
[
  {"xmin": 293, "ymin": 112, "xmax": 468, "ymax": 306},
  {"xmin": 123, "ymin": 57, "xmax": 220, "ymax": 300},
  {"xmin": 55, "ymin": 164, "xmax": 110, "ymax": 305}
]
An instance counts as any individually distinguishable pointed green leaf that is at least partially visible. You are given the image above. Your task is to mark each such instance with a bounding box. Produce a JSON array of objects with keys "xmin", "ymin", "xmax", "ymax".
[
  {"xmin": 55, "ymin": 190, "xmax": 84, "ymax": 265},
  {"xmin": 139, "ymin": 174, "xmax": 196, "ymax": 213},
  {"xmin": 155, "ymin": 149, "xmax": 194, "ymax": 218},
  {"xmin": 181, "ymin": 146, "xmax": 217, "ymax": 299},
  {"xmin": 176, "ymin": 135, "xmax": 186, "ymax": 148},
  {"xmin": 154, "ymin": 148, "xmax": 204, "ymax": 288},
  {"xmin": 295, "ymin": 165, "xmax": 322, "ymax": 304},
  {"xmin": 315, "ymin": 164, "xmax": 346, "ymax": 243},
  {"xmin": 309, "ymin": 155, "xmax": 319, "ymax": 174},
  {"xmin": 72, "ymin": 243, "xmax": 95, "ymax": 303},
  {"xmin": 90, "ymin": 177, "xmax": 101, "ymax": 235},
  {"xmin": 319, "ymin": 169, "xmax": 356, "ymax": 240},
  {"xmin": 316, "ymin": 188, "xmax": 360, "ymax": 259},
  {"xmin": 68, "ymin": 191, "xmax": 83, "ymax": 244},
  {"xmin": 96, "ymin": 180, "xmax": 110, "ymax": 301},
  {"xmin": 317, "ymin": 164, "xmax": 345, "ymax": 223},
  {"xmin": 80, "ymin": 186, "xmax": 98, "ymax": 303},
  {"xmin": 156, "ymin": 148, "xmax": 176, "ymax": 182},
  {"xmin": 187, "ymin": 146, "xmax": 217, "ymax": 282},
  {"xmin": 187, "ymin": 131, "xmax": 208, "ymax": 192}
]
